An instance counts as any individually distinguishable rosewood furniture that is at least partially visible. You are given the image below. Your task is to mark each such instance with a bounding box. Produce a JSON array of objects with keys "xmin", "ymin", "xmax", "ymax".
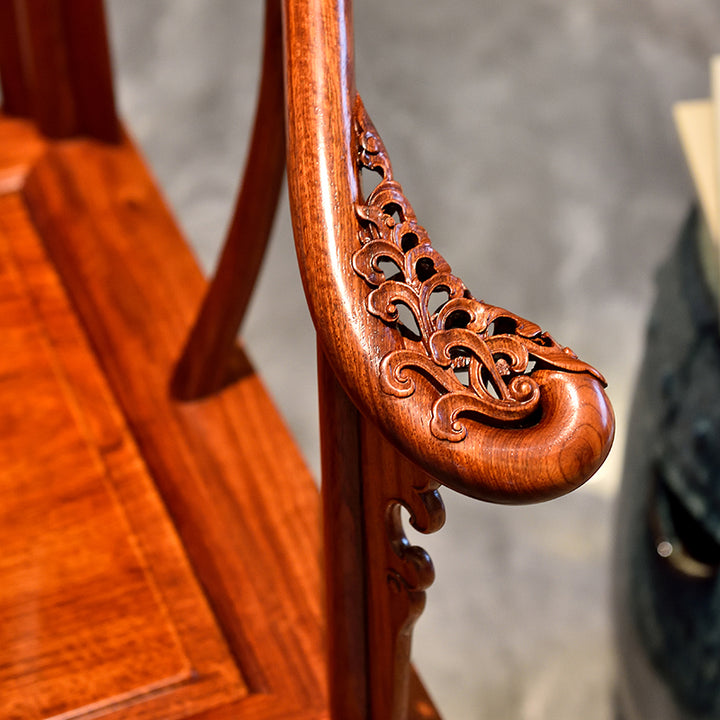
[{"xmin": 0, "ymin": 1, "xmax": 614, "ymax": 719}]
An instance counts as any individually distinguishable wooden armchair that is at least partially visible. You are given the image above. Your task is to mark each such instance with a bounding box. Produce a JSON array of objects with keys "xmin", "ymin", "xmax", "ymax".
[{"xmin": 0, "ymin": 1, "xmax": 614, "ymax": 719}]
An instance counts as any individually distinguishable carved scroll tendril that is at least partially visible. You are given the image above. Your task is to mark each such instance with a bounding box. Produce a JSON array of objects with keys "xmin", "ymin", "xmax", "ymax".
[
  {"xmin": 353, "ymin": 96, "xmax": 606, "ymax": 442},
  {"xmin": 384, "ymin": 476, "xmax": 445, "ymax": 627}
]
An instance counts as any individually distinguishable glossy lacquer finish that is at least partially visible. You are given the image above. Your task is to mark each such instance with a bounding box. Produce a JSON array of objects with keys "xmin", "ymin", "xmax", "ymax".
[
  {"xmin": 172, "ymin": 0, "xmax": 286, "ymax": 400},
  {"xmin": 0, "ymin": 1, "xmax": 331, "ymax": 715},
  {"xmin": 0, "ymin": 0, "xmax": 615, "ymax": 719},
  {"xmin": 287, "ymin": 0, "xmax": 613, "ymax": 717},
  {"xmin": 0, "ymin": 170, "xmax": 246, "ymax": 719},
  {"xmin": 284, "ymin": 0, "xmax": 613, "ymax": 505}
]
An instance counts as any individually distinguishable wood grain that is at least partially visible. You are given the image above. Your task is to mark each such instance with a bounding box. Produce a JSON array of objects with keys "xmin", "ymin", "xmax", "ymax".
[
  {"xmin": 360, "ymin": 419, "xmax": 444, "ymax": 720},
  {"xmin": 20, "ymin": 130, "xmax": 330, "ymax": 717},
  {"xmin": 1, "ymin": 104, "xmax": 444, "ymax": 717},
  {"xmin": 1, "ymin": 0, "xmax": 615, "ymax": 715},
  {"xmin": 10, "ymin": 0, "xmax": 118, "ymax": 141},
  {"xmin": 0, "ymin": 190, "xmax": 246, "ymax": 719},
  {"xmin": 172, "ymin": 0, "xmax": 285, "ymax": 399},
  {"xmin": 319, "ymin": 348, "xmax": 445, "ymax": 720},
  {"xmin": 318, "ymin": 347, "xmax": 368, "ymax": 720},
  {"xmin": 284, "ymin": 0, "xmax": 614, "ymax": 504}
]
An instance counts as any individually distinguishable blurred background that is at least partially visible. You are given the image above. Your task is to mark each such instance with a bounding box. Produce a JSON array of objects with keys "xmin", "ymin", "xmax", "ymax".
[{"xmin": 104, "ymin": 2, "xmax": 720, "ymax": 718}]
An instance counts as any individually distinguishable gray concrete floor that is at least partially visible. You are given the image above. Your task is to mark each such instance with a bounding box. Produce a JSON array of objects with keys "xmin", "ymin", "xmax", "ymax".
[{"xmin": 105, "ymin": 2, "xmax": 720, "ymax": 718}]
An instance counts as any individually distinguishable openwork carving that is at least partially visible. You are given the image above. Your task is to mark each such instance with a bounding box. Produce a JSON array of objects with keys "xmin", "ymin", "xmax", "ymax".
[{"xmin": 352, "ymin": 97, "xmax": 606, "ymax": 442}]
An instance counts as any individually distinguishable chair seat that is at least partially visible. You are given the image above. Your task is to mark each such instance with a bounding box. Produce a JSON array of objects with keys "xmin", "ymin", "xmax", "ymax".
[{"xmin": 0, "ymin": 113, "xmax": 440, "ymax": 720}]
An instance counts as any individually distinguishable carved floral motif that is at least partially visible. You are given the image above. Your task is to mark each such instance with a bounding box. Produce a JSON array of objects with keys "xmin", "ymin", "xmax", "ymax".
[{"xmin": 352, "ymin": 97, "xmax": 605, "ymax": 442}]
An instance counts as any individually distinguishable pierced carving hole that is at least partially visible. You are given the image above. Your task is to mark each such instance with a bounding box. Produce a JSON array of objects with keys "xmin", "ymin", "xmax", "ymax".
[
  {"xmin": 493, "ymin": 317, "xmax": 517, "ymax": 335},
  {"xmin": 393, "ymin": 504, "xmax": 429, "ymax": 558},
  {"xmin": 415, "ymin": 257, "xmax": 436, "ymax": 282},
  {"xmin": 396, "ymin": 304, "xmax": 422, "ymax": 341},
  {"xmin": 383, "ymin": 203, "xmax": 403, "ymax": 223},
  {"xmin": 486, "ymin": 321, "xmax": 495, "ymax": 336},
  {"xmin": 445, "ymin": 310, "xmax": 471, "ymax": 330},
  {"xmin": 428, "ymin": 288, "xmax": 450, "ymax": 315},
  {"xmin": 525, "ymin": 360, "xmax": 536, "ymax": 374},
  {"xmin": 401, "ymin": 232, "xmax": 419, "ymax": 251},
  {"xmin": 377, "ymin": 257, "xmax": 403, "ymax": 281},
  {"xmin": 453, "ymin": 365, "xmax": 470, "ymax": 387},
  {"xmin": 360, "ymin": 165, "xmax": 383, "ymax": 199},
  {"xmin": 481, "ymin": 368, "xmax": 502, "ymax": 399}
]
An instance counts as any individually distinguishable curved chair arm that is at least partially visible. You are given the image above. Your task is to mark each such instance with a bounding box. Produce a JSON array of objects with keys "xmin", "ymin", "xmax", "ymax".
[{"xmin": 284, "ymin": 0, "xmax": 614, "ymax": 504}]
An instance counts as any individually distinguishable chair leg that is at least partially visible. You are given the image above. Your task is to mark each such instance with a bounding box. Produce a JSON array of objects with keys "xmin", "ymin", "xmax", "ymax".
[
  {"xmin": 361, "ymin": 414, "xmax": 445, "ymax": 720},
  {"xmin": 172, "ymin": 0, "xmax": 285, "ymax": 400},
  {"xmin": 318, "ymin": 344, "xmax": 369, "ymax": 720},
  {"xmin": 319, "ymin": 345, "xmax": 445, "ymax": 720}
]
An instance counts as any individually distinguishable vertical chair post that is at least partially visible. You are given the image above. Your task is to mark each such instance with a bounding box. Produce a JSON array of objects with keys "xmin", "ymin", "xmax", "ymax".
[
  {"xmin": 319, "ymin": 346, "xmax": 369, "ymax": 720},
  {"xmin": 0, "ymin": 0, "xmax": 30, "ymax": 115},
  {"xmin": 59, "ymin": 0, "xmax": 118, "ymax": 141},
  {"xmin": 360, "ymin": 419, "xmax": 444, "ymax": 720},
  {"xmin": 319, "ymin": 347, "xmax": 445, "ymax": 720},
  {"xmin": 7, "ymin": 0, "xmax": 118, "ymax": 141},
  {"xmin": 286, "ymin": 0, "xmax": 613, "ymax": 712}
]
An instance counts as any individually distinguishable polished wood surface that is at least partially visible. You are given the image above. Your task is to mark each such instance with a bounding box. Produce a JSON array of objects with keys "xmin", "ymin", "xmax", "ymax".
[
  {"xmin": 0, "ymin": 188, "xmax": 246, "ymax": 719},
  {"xmin": 319, "ymin": 349, "xmax": 443, "ymax": 720},
  {"xmin": 286, "ymin": 0, "xmax": 613, "ymax": 715},
  {"xmin": 0, "ymin": 0, "xmax": 30, "ymax": 115},
  {"xmin": 319, "ymin": 347, "xmax": 368, "ymax": 720},
  {"xmin": 0, "ymin": 0, "xmax": 615, "ymax": 717},
  {"xmin": 284, "ymin": 0, "xmax": 614, "ymax": 504},
  {"xmin": 8, "ymin": 120, "xmax": 442, "ymax": 718},
  {"xmin": 172, "ymin": 0, "xmax": 285, "ymax": 399},
  {"xmin": 20, "ymin": 132, "xmax": 329, "ymax": 718},
  {"xmin": 361, "ymin": 419, "xmax": 444, "ymax": 720},
  {"xmin": 5, "ymin": 0, "xmax": 118, "ymax": 141}
]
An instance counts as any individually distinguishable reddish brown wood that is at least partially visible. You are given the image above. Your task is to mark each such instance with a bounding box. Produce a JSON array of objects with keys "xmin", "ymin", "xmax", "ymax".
[
  {"xmin": 284, "ymin": 0, "xmax": 614, "ymax": 505},
  {"xmin": 360, "ymin": 420, "xmax": 445, "ymax": 720},
  {"xmin": 0, "ymin": 115, "xmax": 45, "ymax": 193},
  {"xmin": 18, "ymin": 133, "xmax": 327, "ymax": 718},
  {"xmin": 13, "ymin": 0, "xmax": 75, "ymax": 136},
  {"xmin": 172, "ymin": 0, "xmax": 285, "ymax": 400},
  {"xmin": 0, "ymin": 190, "xmax": 247, "ymax": 719},
  {"xmin": 11, "ymin": 0, "xmax": 118, "ymax": 140},
  {"xmin": 318, "ymin": 346, "xmax": 369, "ymax": 720},
  {"xmin": 15, "ymin": 127, "xmax": 442, "ymax": 720},
  {"xmin": 319, "ymin": 347, "xmax": 445, "ymax": 720},
  {"xmin": 60, "ymin": 0, "xmax": 119, "ymax": 141},
  {"xmin": 1, "ymin": 0, "xmax": 616, "ymax": 717},
  {"xmin": 0, "ymin": 0, "xmax": 30, "ymax": 115},
  {"xmin": 286, "ymin": 0, "xmax": 614, "ymax": 714}
]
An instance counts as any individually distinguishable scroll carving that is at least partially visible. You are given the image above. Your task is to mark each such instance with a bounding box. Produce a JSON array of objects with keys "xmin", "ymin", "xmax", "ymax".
[
  {"xmin": 353, "ymin": 97, "xmax": 606, "ymax": 442},
  {"xmin": 384, "ymin": 473, "xmax": 445, "ymax": 625}
]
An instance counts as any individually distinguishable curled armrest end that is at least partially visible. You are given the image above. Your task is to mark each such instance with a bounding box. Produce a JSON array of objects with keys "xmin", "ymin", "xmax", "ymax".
[{"xmin": 284, "ymin": 0, "xmax": 614, "ymax": 503}]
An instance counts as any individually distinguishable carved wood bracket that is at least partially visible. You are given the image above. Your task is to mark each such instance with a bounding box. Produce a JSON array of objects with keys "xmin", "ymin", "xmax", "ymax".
[{"xmin": 361, "ymin": 419, "xmax": 446, "ymax": 720}]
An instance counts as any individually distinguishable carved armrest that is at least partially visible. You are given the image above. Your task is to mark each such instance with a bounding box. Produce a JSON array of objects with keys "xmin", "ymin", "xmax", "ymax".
[{"xmin": 285, "ymin": 0, "xmax": 614, "ymax": 504}]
